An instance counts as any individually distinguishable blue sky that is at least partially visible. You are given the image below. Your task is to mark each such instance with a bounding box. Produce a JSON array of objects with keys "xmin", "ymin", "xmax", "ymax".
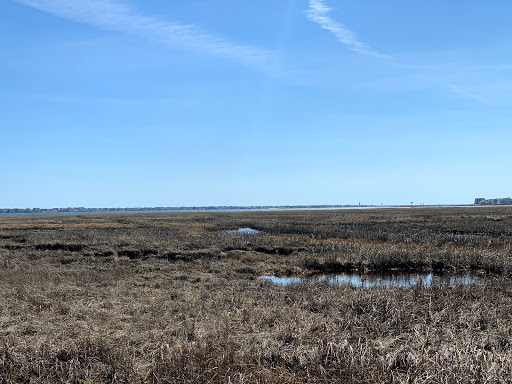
[{"xmin": 1, "ymin": 0, "xmax": 511, "ymax": 208}]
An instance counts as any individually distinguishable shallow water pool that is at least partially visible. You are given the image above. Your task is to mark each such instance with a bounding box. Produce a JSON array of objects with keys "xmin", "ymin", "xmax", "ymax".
[
  {"xmin": 260, "ymin": 272, "xmax": 479, "ymax": 287},
  {"xmin": 228, "ymin": 228, "xmax": 260, "ymax": 234}
]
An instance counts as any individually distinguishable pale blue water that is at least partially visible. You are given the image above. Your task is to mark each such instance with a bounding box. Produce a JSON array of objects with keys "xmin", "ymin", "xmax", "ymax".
[
  {"xmin": 228, "ymin": 228, "xmax": 260, "ymax": 234},
  {"xmin": 260, "ymin": 273, "xmax": 478, "ymax": 287},
  {"xmin": 0, "ymin": 204, "xmax": 437, "ymax": 217}
]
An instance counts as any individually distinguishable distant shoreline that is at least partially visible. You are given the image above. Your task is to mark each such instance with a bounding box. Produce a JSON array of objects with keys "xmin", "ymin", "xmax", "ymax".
[{"xmin": 0, "ymin": 204, "xmax": 478, "ymax": 216}]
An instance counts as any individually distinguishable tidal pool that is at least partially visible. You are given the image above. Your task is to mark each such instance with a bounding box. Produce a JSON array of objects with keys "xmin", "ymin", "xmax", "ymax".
[
  {"xmin": 228, "ymin": 228, "xmax": 260, "ymax": 234},
  {"xmin": 260, "ymin": 272, "xmax": 479, "ymax": 287}
]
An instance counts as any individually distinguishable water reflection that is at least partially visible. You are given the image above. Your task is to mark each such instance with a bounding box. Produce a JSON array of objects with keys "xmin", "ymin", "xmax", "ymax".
[
  {"xmin": 260, "ymin": 273, "xmax": 478, "ymax": 287},
  {"xmin": 228, "ymin": 228, "xmax": 260, "ymax": 234}
]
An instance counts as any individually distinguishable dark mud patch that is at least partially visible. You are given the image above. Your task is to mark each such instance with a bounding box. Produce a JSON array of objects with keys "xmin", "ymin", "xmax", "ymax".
[
  {"xmin": 254, "ymin": 246, "xmax": 294, "ymax": 256},
  {"xmin": 303, "ymin": 259, "xmax": 480, "ymax": 275},
  {"xmin": 35, "ymin": 243, "xmax": 83, "ymax": 252},
  {"xmin": 118, "ymin": 249, "xmax": 158, "ymax": 259},
  {"xmin": 160, "ymin": 249, "xmax": 218, "ymax": 262},
  {"xmin": 0, "ymin": 235, "xmax": 26, "ymax": 243},
  {"xmin": 3, "ymin": 244, "xmax": 23, "ymax": 250},
  {"xmin": 222, "ymin": 246, "xmax": 296, "ymax": 256}
]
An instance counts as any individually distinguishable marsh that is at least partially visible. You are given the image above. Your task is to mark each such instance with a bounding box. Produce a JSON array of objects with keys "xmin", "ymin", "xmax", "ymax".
[{"xmin": 0, "ymin": 206, "xmax": 511, "ymax": 383}]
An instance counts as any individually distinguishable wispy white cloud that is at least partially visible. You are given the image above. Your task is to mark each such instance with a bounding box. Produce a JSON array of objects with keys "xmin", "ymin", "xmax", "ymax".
[
  {"xmin": 14, "ymin": 0, "xmax": 272, "ymax": 68},
  {"xmin": 306, "ymin": 0, "xmax": 388, "ymax": 58},
  {"xmin": 449, "ymin": 84, "xmax": 488, "ymax": 104}
]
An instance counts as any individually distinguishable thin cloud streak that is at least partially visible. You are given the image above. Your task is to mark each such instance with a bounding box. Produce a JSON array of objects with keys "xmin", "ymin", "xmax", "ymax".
[
  {"xmin": 14, "ymin": 0, "xmax": 272, "ymax": 68},
  {"xmin": 306, "ymin": 0, "xmax": 388, "ymax": 58},
  {"xmin": 449, "ymin": 84, "xmax": 488, "ymax": 104}
]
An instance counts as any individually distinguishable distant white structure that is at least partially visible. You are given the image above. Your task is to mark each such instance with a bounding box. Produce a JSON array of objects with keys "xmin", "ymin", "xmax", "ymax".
[{"xmin": 474, "ymin": 197, "xmax": 512, "ymax": 205}]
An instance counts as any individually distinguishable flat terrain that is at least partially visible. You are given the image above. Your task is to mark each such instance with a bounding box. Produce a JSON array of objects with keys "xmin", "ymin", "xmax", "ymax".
[{"xmin": 1, "ymin": 207, "xmax": 512, "ymax": 383}]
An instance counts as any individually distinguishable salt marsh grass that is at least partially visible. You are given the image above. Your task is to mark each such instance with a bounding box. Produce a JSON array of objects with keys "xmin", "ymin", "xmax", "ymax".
[{"xmin": 0, "ymin": 207, "xmax": 511, "ymax": 383}]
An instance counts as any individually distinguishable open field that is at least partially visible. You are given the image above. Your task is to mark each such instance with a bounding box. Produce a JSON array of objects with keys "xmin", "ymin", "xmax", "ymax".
[{"xmin": 1, "ymin": 206, "xmax": 512, "ymax": 383}]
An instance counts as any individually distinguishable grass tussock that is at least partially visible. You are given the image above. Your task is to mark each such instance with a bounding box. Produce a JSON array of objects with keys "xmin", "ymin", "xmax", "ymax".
[{"xmin": 0, "ymin": 207, "xmax": 512, "ymax": 382}]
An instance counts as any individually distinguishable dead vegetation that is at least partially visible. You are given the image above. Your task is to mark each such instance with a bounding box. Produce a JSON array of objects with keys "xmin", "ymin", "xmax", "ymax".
[{"xmin": 0, "ymin": 207, "xmax": 512, "ymax": 383}]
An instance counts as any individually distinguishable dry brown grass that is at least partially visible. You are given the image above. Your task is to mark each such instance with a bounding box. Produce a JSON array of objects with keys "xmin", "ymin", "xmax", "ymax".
[{"xmin": 0, "ymin": 207, "xmax": 512, "ymax": 383}]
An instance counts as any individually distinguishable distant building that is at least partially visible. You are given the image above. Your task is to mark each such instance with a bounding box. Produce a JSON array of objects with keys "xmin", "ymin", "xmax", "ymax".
[{"xmin": 475, "ymin": 197, "xmax": 512, "ymax": 205}]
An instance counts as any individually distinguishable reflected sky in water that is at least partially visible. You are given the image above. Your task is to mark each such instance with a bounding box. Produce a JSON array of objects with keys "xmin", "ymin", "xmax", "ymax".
[
  {"xmin": 260, "ymin": 273, "xmax": 478, "ymax": 287},
  {"xmin": 228, "ymin": 228, "xmax": 260, "ymax": 234}
]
